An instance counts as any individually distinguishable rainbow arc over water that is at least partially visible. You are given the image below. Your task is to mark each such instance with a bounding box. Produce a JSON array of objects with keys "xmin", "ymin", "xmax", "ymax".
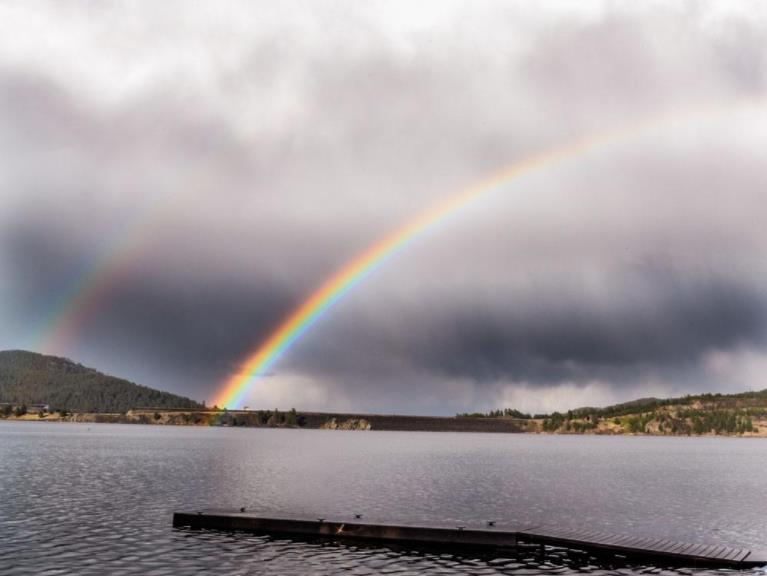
[
  {"xmin": 214, "ymin": 116, "xmax": 671, "ymax": 409},
  {"xmin": 18, "ymin": 95, "xmax": 760, "ymax": 409}
]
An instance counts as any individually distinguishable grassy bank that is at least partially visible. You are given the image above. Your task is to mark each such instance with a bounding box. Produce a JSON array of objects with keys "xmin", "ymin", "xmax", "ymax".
[{"xmin": 462, "ymin": 391, "xmax": 767, "ymax": 436}]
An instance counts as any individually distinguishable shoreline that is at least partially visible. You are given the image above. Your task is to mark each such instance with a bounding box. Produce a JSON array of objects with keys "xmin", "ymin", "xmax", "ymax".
[{"xmin": 3, "ymin": 408, "xmax": 767, "ymax": 437}]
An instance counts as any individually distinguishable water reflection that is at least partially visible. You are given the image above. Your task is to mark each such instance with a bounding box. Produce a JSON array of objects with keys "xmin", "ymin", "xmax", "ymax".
[{"xmin": 1, "ymin": 422, "xmax": 765, "ymax": 575}]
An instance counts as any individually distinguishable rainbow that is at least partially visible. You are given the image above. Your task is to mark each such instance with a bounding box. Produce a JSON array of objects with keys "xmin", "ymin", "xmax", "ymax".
[
  {"xmin": 21, "ymin": 97, "xmax": 759, "ymax": 406},
  {"xmin": 25, "ymin": 194, "xmax": 173, "ymax": 356},
  {"xmin": 214, "ymin": 115, "xmax": 676, "ymax": 409}
]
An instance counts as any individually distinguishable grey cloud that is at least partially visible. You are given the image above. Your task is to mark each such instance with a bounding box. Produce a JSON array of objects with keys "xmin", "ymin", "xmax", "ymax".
[{"xmin": 2, "ymin": 2, "xmax": 767, "ymax": 412}]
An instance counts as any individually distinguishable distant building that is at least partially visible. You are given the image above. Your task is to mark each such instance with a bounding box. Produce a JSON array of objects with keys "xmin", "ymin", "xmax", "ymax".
[
  {"xmin": 0, "ymin": 402, "xmax": 49, "ymax": 415},
  {"xmin": 26, "ymin": 404, "xmax": 50, "ymax": 413}
]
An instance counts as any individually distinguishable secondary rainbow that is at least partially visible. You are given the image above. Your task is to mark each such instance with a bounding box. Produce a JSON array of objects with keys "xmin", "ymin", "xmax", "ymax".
[{"xmin": 26, "ymin": 194, "xmax": 171, "ymax": 356}]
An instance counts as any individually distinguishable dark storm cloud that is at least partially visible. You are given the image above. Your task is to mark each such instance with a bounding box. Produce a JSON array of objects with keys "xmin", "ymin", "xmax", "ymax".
[
  {"xmin": 2, "ymin": 1, "xmax": 767, "ymax": 412},
  {"xmin": 408, "ymin": 272, "xmax": 767, "ymax": 383},
  {"xmin": 290, "ymin": 263, "xmax": 767, "ymax": 385}
]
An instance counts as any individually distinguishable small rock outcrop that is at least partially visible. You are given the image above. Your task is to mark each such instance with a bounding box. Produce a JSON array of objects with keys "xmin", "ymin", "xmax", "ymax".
[{"xmin": 321, "ymin": 417, "xmax": 372, "ymax": 431}]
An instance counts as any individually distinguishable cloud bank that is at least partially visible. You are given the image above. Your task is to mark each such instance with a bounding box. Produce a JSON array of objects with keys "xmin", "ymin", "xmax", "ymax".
[{"xmin": 2, "ymin": 1, "xmax": 767, "ymax": 413}]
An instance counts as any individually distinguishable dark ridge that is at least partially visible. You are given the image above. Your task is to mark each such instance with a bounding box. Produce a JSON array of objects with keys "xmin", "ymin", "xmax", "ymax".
[{"xmin": 0, "ymin": 349, "xmax": 203, "ymax": 412}]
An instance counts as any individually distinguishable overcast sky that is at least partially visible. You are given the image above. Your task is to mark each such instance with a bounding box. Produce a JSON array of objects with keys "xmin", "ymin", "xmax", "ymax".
[{"xmin": 2, "ymin": 1, "xmax": 767, "ymax": 414}]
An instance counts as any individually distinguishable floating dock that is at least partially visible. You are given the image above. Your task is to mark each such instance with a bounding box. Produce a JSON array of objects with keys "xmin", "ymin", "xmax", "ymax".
[{"xmin": 173, "ymin": 510, "xmax": 767, "ymax": 569}]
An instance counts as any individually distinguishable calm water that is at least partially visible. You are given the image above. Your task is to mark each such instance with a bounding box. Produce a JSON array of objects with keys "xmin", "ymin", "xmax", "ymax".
[{"xmin": 1, "ymin": 421, "xmax": 766, "ymax": 576}]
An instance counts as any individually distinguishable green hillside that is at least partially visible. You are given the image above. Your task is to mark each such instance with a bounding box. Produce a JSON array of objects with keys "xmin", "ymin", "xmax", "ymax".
[
  {"xmin": 461, "ymin": 389, "xmax": 767, "ymax": 436},
  {"xmin": 0, "ymin": 350, "xmax": 203, "ymax": 413}
]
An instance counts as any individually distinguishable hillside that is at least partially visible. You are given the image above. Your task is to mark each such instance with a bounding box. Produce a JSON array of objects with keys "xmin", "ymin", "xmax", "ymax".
[
  {"xmin": 0, "ymin": 350, "xmax": 203, "ymax": 413},
  {"xmin": 3, "ymin": 348, "xmax": 766, "ymax": 436},
  {"xmin": 463, "ymin": 390, "xmax": 767, "ymax": 436}
]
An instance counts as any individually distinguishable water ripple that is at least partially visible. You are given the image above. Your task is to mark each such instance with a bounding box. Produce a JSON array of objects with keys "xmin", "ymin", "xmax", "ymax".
[{"xmin": 1, "ymin": 422, "xmax": 766, "ymax": 576}]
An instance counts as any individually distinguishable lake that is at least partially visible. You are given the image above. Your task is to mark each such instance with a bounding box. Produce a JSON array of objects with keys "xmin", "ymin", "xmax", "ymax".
[{"xmin": 1, "ymin": 421, "xmax": 766, "ymax": 575}]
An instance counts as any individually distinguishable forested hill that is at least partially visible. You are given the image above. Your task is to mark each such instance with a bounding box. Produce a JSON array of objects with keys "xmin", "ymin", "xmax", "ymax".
[
  {"xmin": 0, "ymin": 350, "xmax": 203, "ymax": 413},
  {"xmin": 460, "ymin": 389, "xmax": 767, "ymax": 435}
]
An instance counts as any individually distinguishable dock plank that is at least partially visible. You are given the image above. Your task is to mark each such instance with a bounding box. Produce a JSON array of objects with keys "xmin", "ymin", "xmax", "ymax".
[
  {"xmin": 685, "ymin": 543, "xmax": 713, "ymax": 557},
  {"xmin": 724, "ymin": 548, "xmax": 749, "ymax": 562},
  {"xmin": 671, "ymin": 543, "xmax": 696, "ymax": 554},
  {"xmin": 593, "ymin": 534, "xmax": 634, "ymax": 547},
  {"xmin": 645, "ymin": 539, "xmax": 675, "ymax": 552},
  {"xmin": 713, "ymin": 547, "xmax": 732, "ymax": 560}
]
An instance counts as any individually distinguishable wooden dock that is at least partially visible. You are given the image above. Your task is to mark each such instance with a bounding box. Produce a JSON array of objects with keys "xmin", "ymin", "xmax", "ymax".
[
  {"xmin": 518, "ymin": 525, "xmax": 762, "ymax": 566},
  {"xmin": 173, "ymin": 510, "xmax": 767, "ymax": 568}
]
